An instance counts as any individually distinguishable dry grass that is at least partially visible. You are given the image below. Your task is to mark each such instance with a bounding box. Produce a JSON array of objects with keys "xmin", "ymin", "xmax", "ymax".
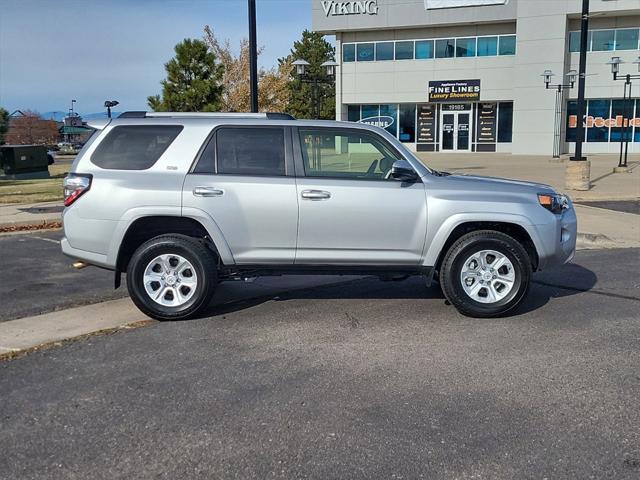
[{"xmin": 0, "ymin": 163, "xmax": 70, "ymax": 204}]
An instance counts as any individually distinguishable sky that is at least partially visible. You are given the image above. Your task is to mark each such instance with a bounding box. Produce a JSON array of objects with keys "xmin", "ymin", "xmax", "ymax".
[{"xmin": 0, "ymin": 0, "xmax": 314, "ymax": 116}]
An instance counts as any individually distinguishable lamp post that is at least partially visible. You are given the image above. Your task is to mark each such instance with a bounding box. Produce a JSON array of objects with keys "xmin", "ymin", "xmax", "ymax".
[
  {"xmin": 293, "ymin": 59, "xmax": 338, "ymax": 119},
  {"xmin": 607, "ymin": 55, "xmax": 640, "ymax": 171},
  {"xmin": 542, "ymin": 69, "xmax": 578, "ymax": 158},
  {"xmin": 104, "ymin": 100, "xmax": 119, "ymax": 119},
  {"xmin": 248, "ymin": 0, "xmax": 258, "ymax": 113}
]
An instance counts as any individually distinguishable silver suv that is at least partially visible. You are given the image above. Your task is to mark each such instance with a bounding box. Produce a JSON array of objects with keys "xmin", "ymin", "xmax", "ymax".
[{"xmin": 62, "ymin": 112, "xmax": 577, "ymax": 320}]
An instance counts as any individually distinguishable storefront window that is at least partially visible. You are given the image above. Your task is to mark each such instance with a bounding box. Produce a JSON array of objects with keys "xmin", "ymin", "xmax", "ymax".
[
  {"xmin": 455, "ymin": 38, "xmax": 476, "ymax": 58},
  {"xmin": 497, "ymin": 102, "xmax": 513, "ymax": 143},
  {"xmin": 586, "ymin": 99, "xmax": 611, "ymax": 142},
  {"xmin": 347, "ymin": 105, "xmax": 360, "ymax": 123},
  {"xmin": 361, "ymin": 105, "xmax": 379, "ymax": 120},
  {"xmin": 477, "ymin": 37, "xmax": 498, "ymax": 57},
  {"xmin": 635, "ymin": 100, "xmax": 640, "ymax": 143},
  {"xmin": 435, "ymin": 39, "xmax": 455, "ymax": 58},
  {"xmin": 376, "ymin": 42, "xmax": 394, "ymax": 61},
  {"xmin": 395, "ymin": 41, "xmax": 414, "ymax": 60},
  {"xmin": 498, "ymin": 35, "xmax": 516, "ymax": 55},
  {"xmin": 379, "ymin": 104, "xmax": 398, "ymax": 137},
  {"xmin": 615, "ymin": 29, "xmax": 639, "ymax": 50},
  {"xmin": 357, "ymin": 43, "xmax": 375, "ymax": 62},
  {"xmin": 415, "ymin": 40, "xmax": 434, "ymax": 59},
  {"xmin": 591, "ymin": 30, "xmax": 615, "ymax": 51},
  {"xmin": 399, "ymin": 104, "xmax": 416, "ymax": 143},
  {"xmin": 566, "ymin": 101, "xmax": 579, "ymax": 142},
  {"xmin": 343, "ymin": 44, "xmax": 355, "ymax": 63}
]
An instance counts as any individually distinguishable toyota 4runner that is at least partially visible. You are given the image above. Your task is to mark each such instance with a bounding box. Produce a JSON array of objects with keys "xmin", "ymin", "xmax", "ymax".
[{"xmin": 62, "ymin": 112, "xmax": 577, "ymax": 320}]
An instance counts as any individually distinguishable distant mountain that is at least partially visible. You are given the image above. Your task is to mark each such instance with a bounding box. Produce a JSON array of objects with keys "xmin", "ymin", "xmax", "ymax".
[{"xmin": 40, "ymin": 111, "xmax": 122, "ymax": 122}]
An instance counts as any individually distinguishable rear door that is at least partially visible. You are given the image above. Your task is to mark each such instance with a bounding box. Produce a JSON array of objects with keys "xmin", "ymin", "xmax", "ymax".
[
  {"xmin": 293, "ymin": 127, "xmax": 427, "ymax": 265},
  {"xmin": 182, "ymin": 125, "xmax": 298, "ymax": 264}
]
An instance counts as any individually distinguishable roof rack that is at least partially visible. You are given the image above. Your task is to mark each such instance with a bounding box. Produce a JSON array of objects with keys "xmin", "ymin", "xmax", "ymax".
[{"xmin": 118, "ymin": 111, "xmax": 295, "ymax": 120}]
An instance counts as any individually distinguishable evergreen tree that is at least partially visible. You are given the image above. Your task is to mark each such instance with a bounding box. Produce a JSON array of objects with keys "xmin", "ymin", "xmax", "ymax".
[
  {"xmin": 281, "ymin": 30, "xmax": 336, "ymax": 119},
  {"xmin": 0, "ymin": 107, "xmax": 9, "ymax": 145},
  {"xmin": 148, "ymin": 38, "xmax": 224, "ymax": 112}
]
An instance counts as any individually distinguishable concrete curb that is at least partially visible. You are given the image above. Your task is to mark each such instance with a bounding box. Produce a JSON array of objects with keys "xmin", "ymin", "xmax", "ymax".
[{"xmin": 576, "ymin": 232, "xmax": 617, "ymax": 250}]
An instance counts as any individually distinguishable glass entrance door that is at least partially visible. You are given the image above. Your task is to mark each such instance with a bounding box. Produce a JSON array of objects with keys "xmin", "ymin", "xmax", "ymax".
[{"xmin": 440, "ymin": 111, "xmax": 472, "ymax": 152}]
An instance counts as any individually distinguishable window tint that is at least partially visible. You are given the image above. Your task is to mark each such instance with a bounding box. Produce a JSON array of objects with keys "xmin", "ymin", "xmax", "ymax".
[
  {"xmin": 357, "ymin": 43, "xmax": 375, "ymax": 61},
  {"xmin": 456, "ymin": 37, "xmax": 476, "ymax": 57},
  {"xmin": 347, "ymin": 105, "xmax": 360, "ymax": 122},
  {"xmin": 343, "ymin": 43, "xmax": 356, "ymax": 62},
  {"xmin": 615, "ymin": 28, "xmax": 639, "ymax": 50},
  {"xmin": 586, "ymin": 99, "xmax": 611, "ymax": 142},
  {"xmin": 376, "ymin": 42, "xmax": 394, "ymax": 60},
  {"xmin": 395, "ymin": 41, "xmax": 414, "ymax": 60},
  {"xmin": 497, "ymin": 102, "xmax": 513, "ymax": 143},
  {"xmin": 498, "ymin": 35, "xmax": 516, "ymax": 55},
  {"xmin": 91, "ymin": 125, "xmax": 182, "ymax": 170},
  {"xmin": 299, "ymin": 129, "xmax": 402, "ymax": 180},
  {"xmin": 436, "ymin": 39, "xmax": 455, "ymax": 58},
  {"xmin": 216, "ymin": 128, "xmax": 285, "ymax": 176},
  {"xmin": 399, "ymin": 104, "xmax": 416, "ymax": 143},
  {"xmin": 477, "ymin": 37, "xmax": 498, "ymax": 56},
  {"xmin": 415, "ymin": 40, "xmax": 434, "ymax": 59}
]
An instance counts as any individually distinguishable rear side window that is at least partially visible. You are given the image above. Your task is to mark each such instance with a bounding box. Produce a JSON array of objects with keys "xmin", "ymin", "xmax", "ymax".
[
  {"xmin": 91, "ymin": 125, "xmax": 183, "ymax": 170},
  {"xmin": 199, "ymin": 127, "xmax": 285, "ymax": 176}
]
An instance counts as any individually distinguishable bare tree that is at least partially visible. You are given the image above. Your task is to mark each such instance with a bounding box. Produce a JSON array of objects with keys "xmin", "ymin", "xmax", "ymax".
[{"xmin": 5, "ymin": 111, "xmax": 58, "ymax": 145}]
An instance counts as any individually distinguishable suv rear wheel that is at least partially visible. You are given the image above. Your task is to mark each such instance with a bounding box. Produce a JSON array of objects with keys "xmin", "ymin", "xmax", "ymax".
[
  {"xmin": 439, "ymin": 230, "xmax": 532, "ymax": 318},
  {"xmin": 127, "ymin": 234, "xmax": 217, "ymax": 321}
]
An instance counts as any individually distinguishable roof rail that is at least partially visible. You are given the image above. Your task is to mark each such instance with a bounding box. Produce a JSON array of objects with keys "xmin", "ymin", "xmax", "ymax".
[{"xmin": 118, "ymin": 111, "xmax": 295, "ymax": 120}]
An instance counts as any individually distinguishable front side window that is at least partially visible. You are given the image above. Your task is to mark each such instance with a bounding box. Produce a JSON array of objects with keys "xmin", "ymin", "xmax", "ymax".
[
  {"xmin": 456, "ymin": 37, "xmax": 476, "ymax": 57},
  {"xmin": 215, "ymin": 127, "xmax": 285, "ymax": 176},
  {"xmin": 343, "ymin": 43, "xmax": 356, "ymax": 62},
  {"xmin": 299, "ymin": 128, "xmax": 402, "ymax": 180},
  {"xmin": 91, "ymin": 125, "xmax": 183, "ymax": 170},
  {"xmin": 436, "ymin": 39, "xmax": 455, "ymax": 58},
  {"xmin": 498, "ymin": 35, "xmax": 516, "ymax": 55},
  {"xmin": 357, "ymin": 43, "xmax": 375, "ymax": 61},
  {"xmin": 376, "ymin": 42, "xmax": 394, "ymax": 60}
]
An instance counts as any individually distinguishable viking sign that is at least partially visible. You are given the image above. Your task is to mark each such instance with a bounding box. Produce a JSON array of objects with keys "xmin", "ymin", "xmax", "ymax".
[
  {"xmin": 321, "ymin": 0, "xmax": 379, "ymax": 16},
  {"xmin": 428, "ymin": 80, "xmax": 481, "ymax": 102}
]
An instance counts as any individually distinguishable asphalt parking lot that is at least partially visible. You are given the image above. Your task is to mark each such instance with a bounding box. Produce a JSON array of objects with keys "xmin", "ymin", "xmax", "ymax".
[{"xmin": 1, "ymin": 245, "xmax": 639, "ymax": 479}]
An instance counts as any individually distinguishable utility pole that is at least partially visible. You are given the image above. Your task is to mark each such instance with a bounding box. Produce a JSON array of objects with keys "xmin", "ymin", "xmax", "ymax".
[
  {"xmin": 248, "ymin": 0, "xmax": 258, "ymax": 113},
  {"xmin": 566, "ymin": 0, "xmax": 591, "ymax": 190}
]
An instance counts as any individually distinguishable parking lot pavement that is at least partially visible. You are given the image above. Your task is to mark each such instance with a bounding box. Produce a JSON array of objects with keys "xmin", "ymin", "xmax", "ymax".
[{"xmin": 1, "ymin": 249, "xmax": 639, "ymax": 479}]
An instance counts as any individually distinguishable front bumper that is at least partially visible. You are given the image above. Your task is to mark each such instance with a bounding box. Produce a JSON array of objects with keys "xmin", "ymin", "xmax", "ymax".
[{"xmin": 533, "ymin": 205, "xmax": 578, "ymax": 270}]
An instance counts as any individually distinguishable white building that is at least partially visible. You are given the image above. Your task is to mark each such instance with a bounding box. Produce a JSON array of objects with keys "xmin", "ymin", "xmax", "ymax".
[{"xmin": 312, "ymin": 0, "xmax": 640, "ymax": 155}]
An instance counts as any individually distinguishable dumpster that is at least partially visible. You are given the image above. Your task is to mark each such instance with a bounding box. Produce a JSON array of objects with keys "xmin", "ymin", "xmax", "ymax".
[{"xmin": 0, "ymin": 145, "xmax": 50, "ymax": 179}]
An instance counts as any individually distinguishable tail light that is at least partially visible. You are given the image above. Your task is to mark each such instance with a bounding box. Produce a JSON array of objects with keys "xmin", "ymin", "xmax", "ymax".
[{"xmin": 63, "ymin": 173, "xmax": 92, "ymax": 207}]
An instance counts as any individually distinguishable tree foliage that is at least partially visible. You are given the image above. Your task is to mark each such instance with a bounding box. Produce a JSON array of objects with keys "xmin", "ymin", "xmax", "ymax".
[
  {"xmin": 148, "ymin": 38, "xmax": 224, "ymax": 112},
  {"xmin": 0, "ymin": 107, "xmax": 9, "ymax": 145},
  {"xmin": 203, "ymin": 26, "xmax": 291, "ymax": 113},
  {"xmin": 280, "ymin": 30, "xmax": 336, "ymax": 119},
  {"xmin": 5, "ymin": 111, "xmax": 58, "ymax": 145}
]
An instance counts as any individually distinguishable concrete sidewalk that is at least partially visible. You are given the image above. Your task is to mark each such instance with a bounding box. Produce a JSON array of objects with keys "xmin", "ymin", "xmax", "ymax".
[{"xmin": 0, "ymin": 201, "xmax": 62, "ymax": 229}]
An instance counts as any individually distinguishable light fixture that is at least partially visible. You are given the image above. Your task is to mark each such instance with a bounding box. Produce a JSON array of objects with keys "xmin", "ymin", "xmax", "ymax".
[
  {"xmin": 634, "ymin": 56, "xmax": 640, "ymax": 72},
  {"xmin": 566, "ymin": 69, "xmax": 578, "ymax": 87},
  {"xmin": 321, "ymin": 60, "xmax": 339, "ymax": 77},
  {"xmin": 607, "ymin": 56, "xmax": 623, "ymax": 76},
  {"xmin": 292, "ymin": 59, "xmax": 310, "ymax": 76},
  {"xmin": 541, "ymin": 69, "xmax": 554, "ymax": 87}
]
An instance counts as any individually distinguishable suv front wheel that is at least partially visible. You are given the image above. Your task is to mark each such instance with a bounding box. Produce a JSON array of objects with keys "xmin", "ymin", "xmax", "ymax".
[
  {"xmin": 127, "ymin": 234, "xmax": 218, "ymax": 321},
  {"xmin": 439, "ymin": 230, "xmax": 532, "ymax": 318}
]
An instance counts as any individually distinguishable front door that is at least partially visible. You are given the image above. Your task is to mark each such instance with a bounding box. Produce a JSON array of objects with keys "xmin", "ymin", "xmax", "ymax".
[
  {"xmin": 294, "ymin": 127, "xmax": 427, "ymax": 265},
  {"xmin": 441, "ymin": 110, "xmax": 472, "ymax": 152}
]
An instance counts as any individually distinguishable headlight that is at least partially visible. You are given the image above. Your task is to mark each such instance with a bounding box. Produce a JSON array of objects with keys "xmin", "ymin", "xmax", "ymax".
[{"xmin": 538, "ymin": 193, "xmax": 569, "ymax": 214}]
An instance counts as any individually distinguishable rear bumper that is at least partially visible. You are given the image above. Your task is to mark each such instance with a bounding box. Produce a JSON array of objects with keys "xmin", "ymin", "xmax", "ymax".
[
  {"xmin": 533, "ymin": 206, "xmax": 577, "ymax": 270},
  {"xmin": 61, "ymin": 237, "xmax": 113, "ymax": 269}
]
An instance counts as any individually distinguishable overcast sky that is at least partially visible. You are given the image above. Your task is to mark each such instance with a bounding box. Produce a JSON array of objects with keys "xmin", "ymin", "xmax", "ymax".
[{"xmin": 0, "ymin": 0, "xmax": 312, "ymax": 115}]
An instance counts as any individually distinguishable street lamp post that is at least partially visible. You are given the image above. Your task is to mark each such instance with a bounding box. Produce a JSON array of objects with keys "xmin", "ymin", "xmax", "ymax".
[
  {"xmin": 293, "ymin": 59, "xmax": 338, "ymax": 119},
  {"xmin": 104, "ymin": 100, "xmax": 119, "ymax": 119},
  {"xmin": 607, "ymin": 55, "xmax": 640, "ymax": 171},
  {"xmin": 542, "ymin": 69, "xmax": 578, "ymax": 158}
]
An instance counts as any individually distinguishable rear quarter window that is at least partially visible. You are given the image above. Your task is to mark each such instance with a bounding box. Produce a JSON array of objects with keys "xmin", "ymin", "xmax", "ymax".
[{"xmin": 91, "ymin": 125, "xmax": 183, "ymax": 170}]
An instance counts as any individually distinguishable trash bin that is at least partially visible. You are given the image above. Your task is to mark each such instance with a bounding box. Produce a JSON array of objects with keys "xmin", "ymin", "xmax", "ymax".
[{"xmin": 0, "ymin": 145, "xmax": 50, "ymax": 179}]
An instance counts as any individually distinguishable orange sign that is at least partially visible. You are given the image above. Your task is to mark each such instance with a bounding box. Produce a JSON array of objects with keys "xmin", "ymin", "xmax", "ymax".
[{"xmin": 569, "ymin": 115, "xmax": 640, "ymax": 128}]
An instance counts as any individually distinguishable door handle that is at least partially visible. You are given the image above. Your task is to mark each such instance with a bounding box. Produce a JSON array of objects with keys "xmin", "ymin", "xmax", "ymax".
[
  {"xmin": 301, "ymin": 190, "xmax": 331, "ymax": 200},
  {"xmin": 193, "ymin": 186, "xmax": 224, "ymax": 197}
]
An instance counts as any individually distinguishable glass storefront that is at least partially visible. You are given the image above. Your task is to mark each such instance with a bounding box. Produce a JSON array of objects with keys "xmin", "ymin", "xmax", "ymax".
[{"xmin": 567, "ymin": 98, "xmax": 640, "ymax": 143}]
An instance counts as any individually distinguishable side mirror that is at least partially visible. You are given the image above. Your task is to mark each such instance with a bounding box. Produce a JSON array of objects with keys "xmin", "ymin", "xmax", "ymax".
[{"xmin": 390, "ymin": 160, "xmax": 419, "ymax": 182}]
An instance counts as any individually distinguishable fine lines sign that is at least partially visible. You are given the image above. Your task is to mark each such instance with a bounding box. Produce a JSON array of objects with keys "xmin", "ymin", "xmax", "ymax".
[
  {"xmin": 429, "ymin": 80, "xmax": 481, "ymax": 102},
  {"xmin": 425, "ymin": 0, "xmax": 507, "ymax": 9}
]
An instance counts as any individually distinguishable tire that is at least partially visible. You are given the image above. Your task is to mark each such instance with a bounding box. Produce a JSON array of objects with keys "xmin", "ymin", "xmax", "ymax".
[
  {"xmin": 127, "ymin": 234, "xmax": 218, "ymax": 321},
  {"xmin": 439, "ymin": 230, "xmax": 532, "ymax": 318}
]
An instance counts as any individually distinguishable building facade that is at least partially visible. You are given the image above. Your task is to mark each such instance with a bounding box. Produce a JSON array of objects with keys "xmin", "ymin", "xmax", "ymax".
[{"xmin": 312, "ymin": 0, "xmax": 640, "ymax": 155}]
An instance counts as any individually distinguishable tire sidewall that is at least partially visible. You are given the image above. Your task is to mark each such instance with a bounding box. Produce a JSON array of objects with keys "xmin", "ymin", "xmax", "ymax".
[{"xmin": 128, "ymin": 237, "xmax": 215, "ymax": 320}]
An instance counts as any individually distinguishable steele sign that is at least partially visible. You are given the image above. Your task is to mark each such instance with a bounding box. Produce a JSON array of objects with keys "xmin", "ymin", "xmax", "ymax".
[
  {"xmin": 321, "ymin": 0, "xmax": 379, "ymax": 16},
  {"xmin": 428, "ymin": 80, "xmax": 481, "ymax": 102}
]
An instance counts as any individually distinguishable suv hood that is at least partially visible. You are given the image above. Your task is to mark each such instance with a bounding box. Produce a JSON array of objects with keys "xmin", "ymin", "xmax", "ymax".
[{"xmin": 435, "ymin": 172, "xmax": 557, "ymax": 194}]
